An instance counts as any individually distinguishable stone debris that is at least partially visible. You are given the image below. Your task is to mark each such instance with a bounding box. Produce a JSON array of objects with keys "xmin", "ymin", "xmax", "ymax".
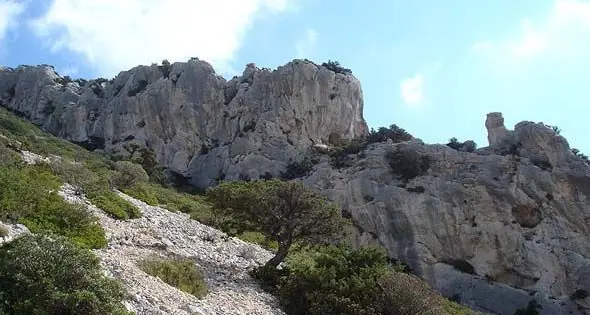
[{"xmin": 58, "ymin": 184, "xmax": 284, "ymax": 315}]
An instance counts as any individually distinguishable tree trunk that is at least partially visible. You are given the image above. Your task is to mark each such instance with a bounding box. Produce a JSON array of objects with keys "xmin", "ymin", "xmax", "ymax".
[{"xmin": 265, "ymin": 244, "xmax": 290, "ymax": 268}]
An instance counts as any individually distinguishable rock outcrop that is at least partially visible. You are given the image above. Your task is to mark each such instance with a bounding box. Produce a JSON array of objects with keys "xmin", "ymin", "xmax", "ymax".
[
  {"xmin": 0, "ymin": 60, "xmax": 367, "ymax": 188},
  {"xmin": 303, "ymin": 116, "xmax": 590, "ymax": 315},
  {"xmin": 2, "ymin": 60, "xmax": 589, "ymax": 315}
]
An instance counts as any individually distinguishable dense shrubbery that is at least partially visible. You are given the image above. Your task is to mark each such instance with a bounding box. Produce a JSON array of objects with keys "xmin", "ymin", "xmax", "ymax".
[
  {"xmin": 138, "ymin": 256, "xmax": 208, "ymax": 298},
  {"xmin": 385, "ymin": 149, "xmax": 431, "ymax": 181},
  {"xmin": 0, "ymin": 162, "xmax": 107, "ymax": 249},
  {"xmin": 366, "ymin": 125, "xmax": 413, "ymax": 144},
  {"xmin": 251, "ymin": 244, "xmax": 470, "ymax": 315},
  {"xmin": 0, "ymin": 234, "xmax": 131, "ymax": 315}
]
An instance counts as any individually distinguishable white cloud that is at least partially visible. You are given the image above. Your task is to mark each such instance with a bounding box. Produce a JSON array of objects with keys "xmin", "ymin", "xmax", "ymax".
[
  {"xmin": 472, "ymin": 0, "xmax": 590, "ymax": 60},
  {"xmin": 400, "ymin": 73, "xmax": 424, "ymax": 106},
  {"xmin": 0, "ymin": 0, "xmax": 25, "ymax": 44},
  {"xmin": 295, "ymin": 28, "xmax": 318, "ymax": 58},
  {"xmin": 30, "ymin": 0, "xmax": 294, "ymax": 77}
]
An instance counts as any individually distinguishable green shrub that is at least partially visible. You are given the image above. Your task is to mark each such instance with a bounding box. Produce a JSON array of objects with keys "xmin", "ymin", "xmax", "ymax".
[
  {"xmin": 112, "ymin": 160, "xmax": 149, "ymax": 189},
  {"xmin": 281, "ymin": 156, "xmax": 318, "ymax": 180},
  {"xmin": 0, "ymin": 234, "xmax": 131, "ymax": 315},
  {"xmin": 138, "ymin": 256, "xmax": 208, "ymax": 298},
  {"xmin": 275, "ymin": 244, "xmax": 390, "ymax": 315},
  {"xmin": 447, "ymin": 137, "xmax": 462, "ymax": 150},
  {"xmin": 376, "ymin": 271, "xmax": 445, "ymax": 315},
  {"xmin": 366, "ymin": 124, "xmax": 413, "ymax": 144},
  {"xmin": 0, "ymin": 164, "xmax": 107, "ymax": 249},
  {"xmin": 87, "ymin": 190, "xmax": 141, "ymax": 220},
  {"xmin": 385, "ymin": 149, "xmax": 431, "ymax": 181},
  {"xmin": 321, "ymin": 60, "xmax": 352, "ymax": 75},
  {"xmin": 571, "ymin": 148, "xmax": 589, "ymax": 162},
  {"xmin": 329, "ymin": 139, "xmax": 367, "ymax": 169}
]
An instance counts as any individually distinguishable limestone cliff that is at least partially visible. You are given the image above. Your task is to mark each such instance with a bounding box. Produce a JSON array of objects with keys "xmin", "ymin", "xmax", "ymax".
[
  {"xmin": 303, "ymin": 115, "xmax": 590, "ymax": 315},
  {"xmin": 1, "ymin": 60, "xmax": 589, "ymax": 315},
  {"xmin": 0, "ymin": 59, "xmax": 367, "ymax": 188}
]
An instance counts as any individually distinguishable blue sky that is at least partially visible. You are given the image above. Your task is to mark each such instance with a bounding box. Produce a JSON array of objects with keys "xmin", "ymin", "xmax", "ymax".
[{"xmin": 1, "ymin": 0, "xmax": 589, "ymax": 154}]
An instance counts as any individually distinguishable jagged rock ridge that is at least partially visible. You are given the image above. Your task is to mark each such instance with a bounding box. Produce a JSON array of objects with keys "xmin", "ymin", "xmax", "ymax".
[
  {"xmin": 0, "ymin": 59, "xmax": 367, "ymax": 188},
  {"xmin": 1, "ymin": 60, "xmax": 589, "ymax": 315}
]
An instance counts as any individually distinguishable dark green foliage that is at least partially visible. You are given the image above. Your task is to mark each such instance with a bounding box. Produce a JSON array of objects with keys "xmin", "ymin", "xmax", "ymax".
[
  {"xmin": 571, "ymin": 148, "xmax": 589, "ymax": 162},
  {"xmin": 447, "ymin": 137, "xmax": 462, "ymax": 150},
  {"xmin": 514, "ymin": 299, "xmax": 542, "ymax": 315},
  {"xmin": 159, "ymin": 59, "xmax": 172, "ymax": 78},
  {"xmin": 366, "ymin": 125, "xmax": 413, "ymax": 144},
  {"xmin": 329, "ymin": 139, "xmax": 367, "ymax": 169},
  {"xmin": 112, "ymin": 160, "xmax": 150, "ymax": 189},
  {"xmin": 206, "ymin": 179, "xmax": 349, "ymax": 268},
  {"xmin": 551, "ymin": 126, "xmax": 561, "ymax": 134},
  {"xmin": 385, "ymin": 149, "xmax": 431, "ymax": 181},
  {"xmin": 321, "ymin": 60, "xmax": 352, "ymax": 75},
  {"xmin": 139, "ymin": 256, "xmax": 208, "ymax": 298},
  {"xmin": 0, "ymin": 234, "xmax": 131, "ymax": 315},
  {"xmin": 0, "ymin": 162, "xmax": 107, "ymax": 249},
  {"xmin": 255, "ymin": 244, "xmax": 447, "ymax": 315},
  {"xmin": 281, "ymin": 156, "xmax": 318, "ymax": 180}
]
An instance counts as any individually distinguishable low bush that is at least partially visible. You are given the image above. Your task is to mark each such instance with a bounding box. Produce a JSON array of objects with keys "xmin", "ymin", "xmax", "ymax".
[
  {"xmin": 514, "ymin": 299, "xmax": 542, "ymax": 315},
  {"xmin": 138, "ymin": 256, "xmax": 208, "ymax": 298},
  {"xmin": 385, "ymin": 149, "xmax": 431, "ymax": 181},
  {"xmin": 87, "ymin": 190, "xmax": 141, "ymax": 220},
  {"xmin": 0, "ymin": 234, "xmax": 131, "ymax": 315},
  {"xmin": 281, "ymin": 156, "xmax": 318, "ymax": 180}
]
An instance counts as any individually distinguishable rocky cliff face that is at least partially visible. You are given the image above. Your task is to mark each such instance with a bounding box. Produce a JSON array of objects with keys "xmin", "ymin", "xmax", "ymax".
[
  {"xmin": 1, "ymin": 60, "xmax": 589, "ymax": 315},
  {"xmin": 304, "ymin": 114, "xmax": 590, "ymax": 315},
  {"xmin": 0, "ymin": 59, "xmax": 367, "ymax": 188}
]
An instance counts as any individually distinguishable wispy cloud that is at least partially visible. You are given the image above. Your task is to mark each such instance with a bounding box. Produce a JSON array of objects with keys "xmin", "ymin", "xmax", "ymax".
[
  {"xmin": 472, "ymin": 0, "xmax": 590, "ymax": 60},
  {"xmin": 295, "ymin": 28, "xmax": 318, "ymax": 58},
  {"xmin": 400, "ymin": 73, "xmax": 424, "ymax": 106},
  {"xmin": 30, "ymin": 0, "xmax": 295, "ymax": 77},
  {"xmin": 0, "ymin": 0, "xmax": 25, "ymax": 45}
]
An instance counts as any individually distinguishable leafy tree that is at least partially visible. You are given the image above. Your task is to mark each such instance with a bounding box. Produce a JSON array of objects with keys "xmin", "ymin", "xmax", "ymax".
[
  {"xmin": 0, "ymin": 234, "xmax": 131, "ymax": 315},
  {"xmin": 206, "ymin": 179, "xmax": 349, "ymax": 268}
]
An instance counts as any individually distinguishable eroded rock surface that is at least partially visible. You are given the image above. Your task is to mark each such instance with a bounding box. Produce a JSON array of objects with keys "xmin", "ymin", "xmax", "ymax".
[
  {"xmin": 0, "ymin": 60, "xmax": 367, "ymax": 188},
  {"xmin": 303, "ymin": 117, "xmax": 590, "ymax": 315}
]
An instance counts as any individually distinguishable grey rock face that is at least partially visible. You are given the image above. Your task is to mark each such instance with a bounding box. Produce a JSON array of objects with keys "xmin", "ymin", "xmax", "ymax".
[
  {"xmin": 0, "ymin": 59, "xmax": 368, "ymax": 188},
  {"xmin": 303, "ymin": 120, "xmax": 590, "ymax": 315}
]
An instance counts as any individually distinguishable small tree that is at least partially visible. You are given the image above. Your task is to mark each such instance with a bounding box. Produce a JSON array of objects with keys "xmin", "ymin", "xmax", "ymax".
[{"xmin": 206, "ymin": 179, "xmax": 349, "ymax": 268}]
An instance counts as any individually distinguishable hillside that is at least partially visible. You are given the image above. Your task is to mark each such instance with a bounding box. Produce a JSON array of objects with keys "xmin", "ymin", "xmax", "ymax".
[{"xmin": 1, "ymin": 59, "xmax": 589, "ymax": 315}]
